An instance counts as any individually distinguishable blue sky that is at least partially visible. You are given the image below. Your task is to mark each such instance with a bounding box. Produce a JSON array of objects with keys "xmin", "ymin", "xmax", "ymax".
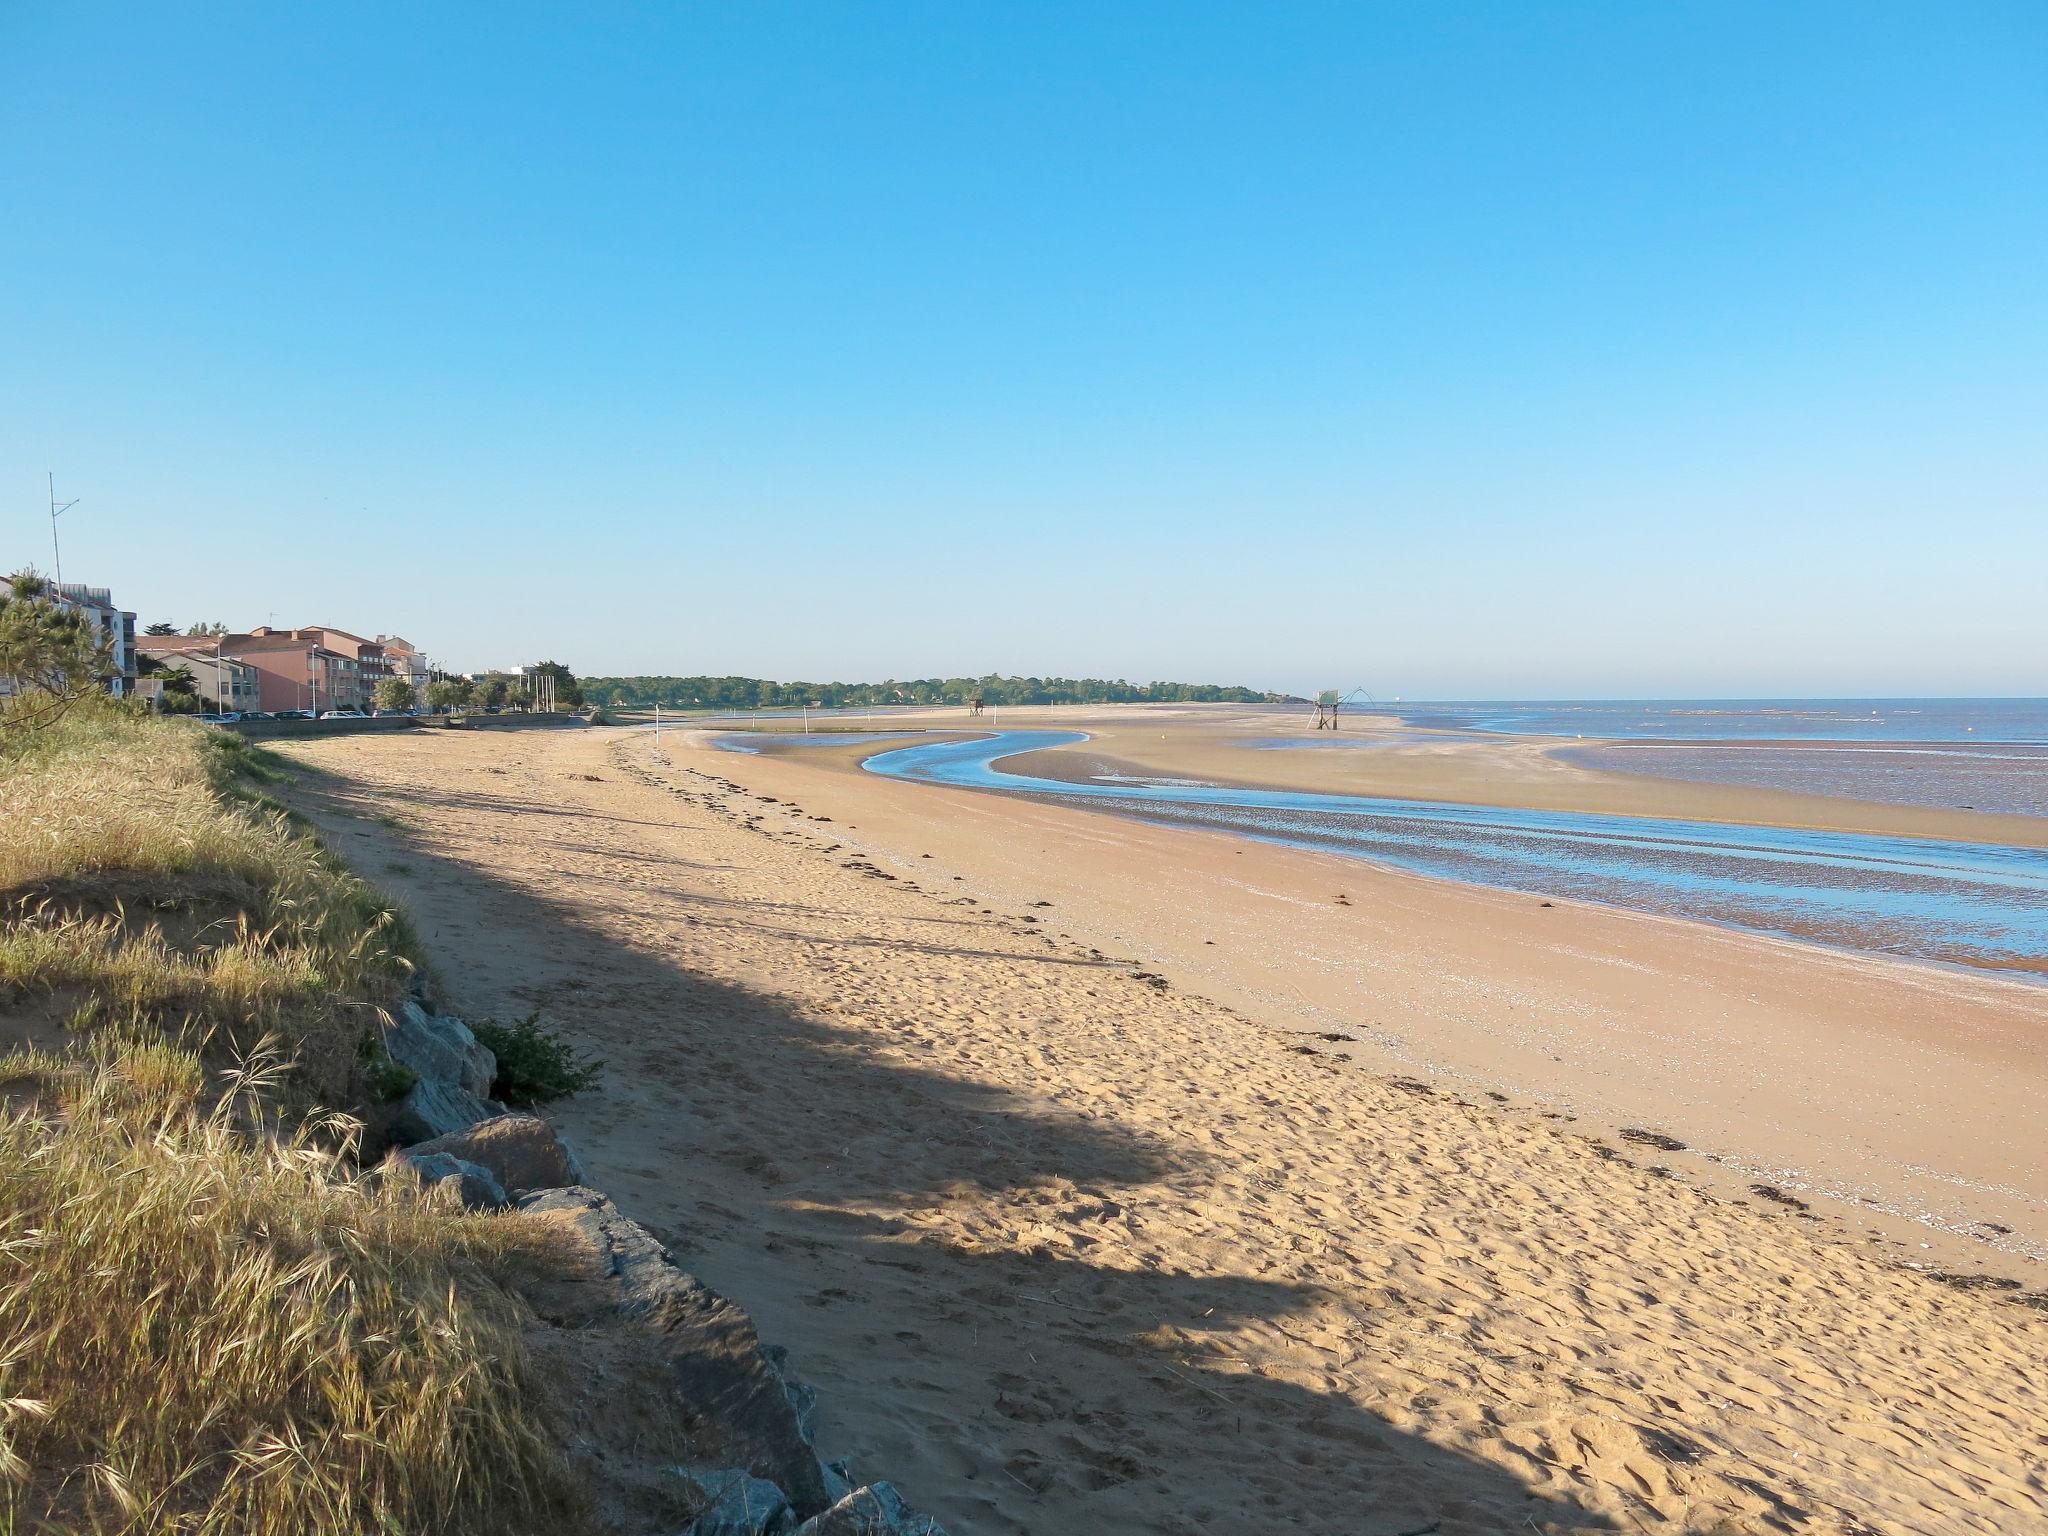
[{"xmin": 3, "ymin": 4, "xmax": 2043, "ymax": 695}]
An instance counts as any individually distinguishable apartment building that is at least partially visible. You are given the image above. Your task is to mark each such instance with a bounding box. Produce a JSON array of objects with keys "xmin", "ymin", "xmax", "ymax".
[
  {"xmin": 218, "ymin": 628, "xmax": 366, "ymax": 713},
  {"xmin": 297, "ymin": 627, "xmax": 394, "ymax": 696},
  {"xmin": 54, "ymin": 584, "xmax": 139, "ymax": 696}
]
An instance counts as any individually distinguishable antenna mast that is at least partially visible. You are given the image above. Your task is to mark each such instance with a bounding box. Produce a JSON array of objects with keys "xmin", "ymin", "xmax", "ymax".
[{"xmin": 47, "ymin": 474, "xmax": 80, "ymax": 589}]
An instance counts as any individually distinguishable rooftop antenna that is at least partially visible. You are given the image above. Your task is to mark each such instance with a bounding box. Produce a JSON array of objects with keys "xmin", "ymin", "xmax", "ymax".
[{"xmin": 47, "ymin": 474, "xmax": 80, "ymax": 588}]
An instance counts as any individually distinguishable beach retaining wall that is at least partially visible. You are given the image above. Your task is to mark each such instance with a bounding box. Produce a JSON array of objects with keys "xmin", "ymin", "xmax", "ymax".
[{"xmin": 230, "ymin": 712, "xmax": 584, "ymax": 740}]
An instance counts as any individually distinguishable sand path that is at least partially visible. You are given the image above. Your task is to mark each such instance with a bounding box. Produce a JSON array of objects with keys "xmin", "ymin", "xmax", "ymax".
[{"xmin": 278, "ymin": 726, "xmax": 2046, "ymax": 1536}]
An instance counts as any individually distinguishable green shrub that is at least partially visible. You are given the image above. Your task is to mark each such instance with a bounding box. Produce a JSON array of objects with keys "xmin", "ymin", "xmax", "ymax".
[
  {"xmin": 365, "ymin": 1055, "xmax": 420, "ymax": 1101},
  {"xmin": 471, "ymin": 1013, "xmax": 603, "ymax": 1106}
]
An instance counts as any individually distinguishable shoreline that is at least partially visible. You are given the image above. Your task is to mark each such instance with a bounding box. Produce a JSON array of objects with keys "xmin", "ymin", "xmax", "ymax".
[
  {"xmin": 697, "ymin": 701, "xmax": 2048, "ymax": 848},
  {"xmin": 892, "ymin": 730, "xmax": 2048, "ymax": 983}
]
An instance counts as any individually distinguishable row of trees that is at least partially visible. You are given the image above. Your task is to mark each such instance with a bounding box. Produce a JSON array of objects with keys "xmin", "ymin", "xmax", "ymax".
[
  {"xmin": 143, "ymin": 620, "xmax": 228, "ymax": 637},
  {"xmin": 139, "ymin": 669, "xmax": 588, "ymax": 717},
  {"xmin": 583, "ymin": 673, "xmax": 1301, "ymax": 711},
  {"xmin": 420, "ymin": 662, "xmax": 585, "ymax": 714}
]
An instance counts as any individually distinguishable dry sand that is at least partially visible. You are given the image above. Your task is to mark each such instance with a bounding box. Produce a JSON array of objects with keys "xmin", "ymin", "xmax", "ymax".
[{"xmin": 275, "ymin": 723, "xmax": 2048, "ymax": 1535}]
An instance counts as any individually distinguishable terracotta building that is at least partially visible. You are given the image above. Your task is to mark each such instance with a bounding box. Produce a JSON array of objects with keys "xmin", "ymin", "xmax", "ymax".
[{"xmin": 217, "ymin": 628, "xmax": 365, "ymax": 713}]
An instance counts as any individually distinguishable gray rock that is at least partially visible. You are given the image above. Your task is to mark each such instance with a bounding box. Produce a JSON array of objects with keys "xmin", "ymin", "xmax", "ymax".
[
  {"xmin": 675, "ymin": 1467, "xmax": 796, "ymax": 1535},
  {"xmin": 403, "ymin": 1112, "xmax": 584, "ymax": 1195},
  {"xmin": 387, "ymin": 1077, "xmax": 503, "ymax": 1145},
  {"xmin": 764, "ymin": 1344, "xmax": 818, "ymax": 1443},
  {"xmin": 516, "ymin": 1188, "xmax": 832, "ymax": 1514},
  {"xmin": 386, "ymin": 999, "xmax": 497, "ymax": 1098},
  {"xmin": 790, "ymin": 1483, "xmax": 946, "ymax": 1536},
  {"xmin": 555, "ymin": 1132, "xmax": 590, "ymax": 1185},
  {"xmin": 821, "ymin": 1459, "xmax": 854, "ymax": 1505},
  {"xmin": 394, "ymin": 1150, "xmax": 508, "ymax": 1210}
]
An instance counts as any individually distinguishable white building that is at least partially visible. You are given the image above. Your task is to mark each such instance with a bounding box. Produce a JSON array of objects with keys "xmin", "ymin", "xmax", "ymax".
[{"xmin": 54, "ymin": 584, "xmax": 139, "ymax": 696}]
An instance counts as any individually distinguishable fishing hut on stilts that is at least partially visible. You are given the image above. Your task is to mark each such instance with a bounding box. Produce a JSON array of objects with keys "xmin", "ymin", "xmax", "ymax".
[{"xmin": 1313, "ymin": 686, "xmax": 1375, "ymax": 730}]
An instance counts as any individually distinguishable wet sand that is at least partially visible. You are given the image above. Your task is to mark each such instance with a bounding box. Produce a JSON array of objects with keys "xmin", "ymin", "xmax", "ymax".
[
  {"xmin": 1558, "ymin": 739, "xmax": 2048, "ymax": 821},
  {"xmin": 273, "ymin": 723, "xmax": 2048, "ymax": 1536},
  {"xmin": 1015, "ymin": 708, "xmax": 2048, "ymax": 856},
  {"xmin": 917, "ymin": 703, "xmax": 2048, "ymax": 850}
]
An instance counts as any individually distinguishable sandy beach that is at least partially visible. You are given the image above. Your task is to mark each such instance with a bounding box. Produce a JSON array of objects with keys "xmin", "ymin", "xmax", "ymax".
[{"xmin": 267, "ymin": 720, "xmax": 2048, "ymax": 1535}]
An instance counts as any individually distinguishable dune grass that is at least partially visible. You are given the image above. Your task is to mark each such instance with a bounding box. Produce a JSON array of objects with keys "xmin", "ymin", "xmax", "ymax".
[
  {"xmin": 0, "ymin": 1038, "xmax": 573, "ymax": 1535},
  {"xmin": 0, "ymin": 703, "xmax": 417, "ymax": 1102},
  {"xmin": 0, "ymin": 704, "xmax": 580, "ymax": 1533}
]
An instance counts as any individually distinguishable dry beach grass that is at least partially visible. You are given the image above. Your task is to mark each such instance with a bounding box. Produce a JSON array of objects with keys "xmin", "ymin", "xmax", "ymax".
[
  {"xmin": 0, "ymin": 1041, "xmax": 570, "ymax": 1535},
  {"xmin": 0, "ymin": 708, "xmax": 576, "ymax": 1534},
  {"xmin": 270, "ymin": 720, "xmax": 2048, "ymax": 1535}
]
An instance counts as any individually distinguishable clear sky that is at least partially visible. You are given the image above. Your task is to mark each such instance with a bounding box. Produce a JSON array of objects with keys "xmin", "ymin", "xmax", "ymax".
[{"xmin": 3, "ymin": 4, "xmax": 2043, "ymax": 697}]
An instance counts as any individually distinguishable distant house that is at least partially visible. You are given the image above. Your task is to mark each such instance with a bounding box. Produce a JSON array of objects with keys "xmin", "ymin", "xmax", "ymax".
[
  {"xmin": 376, "ymin": 634, "xmax": 430, "ymax": 696},
  {"xmin": 136, "ymin": 637, "xmax": 262, "ymax": 713}
]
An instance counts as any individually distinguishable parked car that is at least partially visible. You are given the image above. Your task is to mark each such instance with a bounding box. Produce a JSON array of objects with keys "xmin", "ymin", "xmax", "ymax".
[
  {"xmin": 269, "ymin": 709, "xmax": 314, "ymax": 720},
  {"xmin": 194, "ymin": 712, "xmax": 240, "ymax": 724},
  {"xmin": 319, "ymin": 709, "xmax": 369, "ymax": 719},
  {"xmin": 240, "ymin": 710, "xmax": 274, "ymax": 721}
]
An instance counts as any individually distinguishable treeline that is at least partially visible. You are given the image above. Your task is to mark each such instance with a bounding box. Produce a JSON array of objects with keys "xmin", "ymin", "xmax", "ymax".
[
  {"xmin": 424, "ymin": 661, "xmax": 583, "ymax": 713},
  {"xmin": 585, "ymin": 674, "xmax": 1303, "ymax": 710}
]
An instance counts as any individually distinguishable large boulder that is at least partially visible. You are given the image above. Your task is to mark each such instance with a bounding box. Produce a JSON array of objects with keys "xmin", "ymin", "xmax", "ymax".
[
  {"xmin": 402, "ymin": 1112, "xmax": 587, "ymax": 1196},
  {"xmin": 385, "ymin": 999, "xmax": 497, "ymax": 1098},
  {"xmin": 387, "ymin": 1077, "xmax": 503, "ymax": 1145},
  {"xmin": 517, "ymin": 1188, "xmax": 832, "ymax": 1515},
  {"xmin": 791, "ymin": 1483, "xmax": 946, "ymax": 1536},
  {"xmin": 676, "ymin": 1467, "xmax": 797, "ymax": 1535},
  {"xmin": 390, "ymin": 1150, "xmax": 508, "ymax": 1210}
]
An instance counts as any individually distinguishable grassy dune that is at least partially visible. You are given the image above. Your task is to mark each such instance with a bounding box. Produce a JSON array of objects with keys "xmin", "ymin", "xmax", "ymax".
[{"xmin": 0, "ymin": 706, "xmax": 576, "ymax": 1534}]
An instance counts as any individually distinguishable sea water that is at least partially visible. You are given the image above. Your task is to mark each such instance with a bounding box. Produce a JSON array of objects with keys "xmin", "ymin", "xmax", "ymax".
[
  {"xmin": 1378, "ymin": 698, "xmax": 2048, "ymax": 816},
  {"xmin": 1390, "ymin": 698, "xmax": 2048, "ymax": 743}
]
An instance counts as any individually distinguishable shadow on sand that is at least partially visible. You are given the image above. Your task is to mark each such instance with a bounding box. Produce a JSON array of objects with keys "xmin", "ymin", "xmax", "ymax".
[{"xmin": 283, "ymin": 751, "xmax": 1625, "ymax": 1536}]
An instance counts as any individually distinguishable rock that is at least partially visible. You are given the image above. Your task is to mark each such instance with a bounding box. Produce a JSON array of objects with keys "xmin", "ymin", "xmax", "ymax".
[
  {"xmin": 403, "ymin": 1112, "xmax": 586, "ymax": 1195},
  {"xmin": 790, "ymin": 1483, "xmax": 946, "ymax": 1536},
  {"xmin": 392, "ymin": 1150, "xmax": 508, "ymax": 1210},
  {"xmin": 675, "ymin": 1467, "xmax": 797, "ymax": 1535},
  {"xmin": 764, "ymin": 1344, "xmax": 817, "ymax": 1443},
  {"xmin": 516, "ymin": 1188, "xmax": 832, "ymax": 1515},
  {"xmin": 557, "ymin": 1132, "xmax": 589, "ymax": 1180},
  {"xmin": 387, "ymin": 1077, "xmax": 503, "ymax": 1145},
  {"xmin": 386, "ymin": 999, "xmax": 497, "ymax": 1098}
]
